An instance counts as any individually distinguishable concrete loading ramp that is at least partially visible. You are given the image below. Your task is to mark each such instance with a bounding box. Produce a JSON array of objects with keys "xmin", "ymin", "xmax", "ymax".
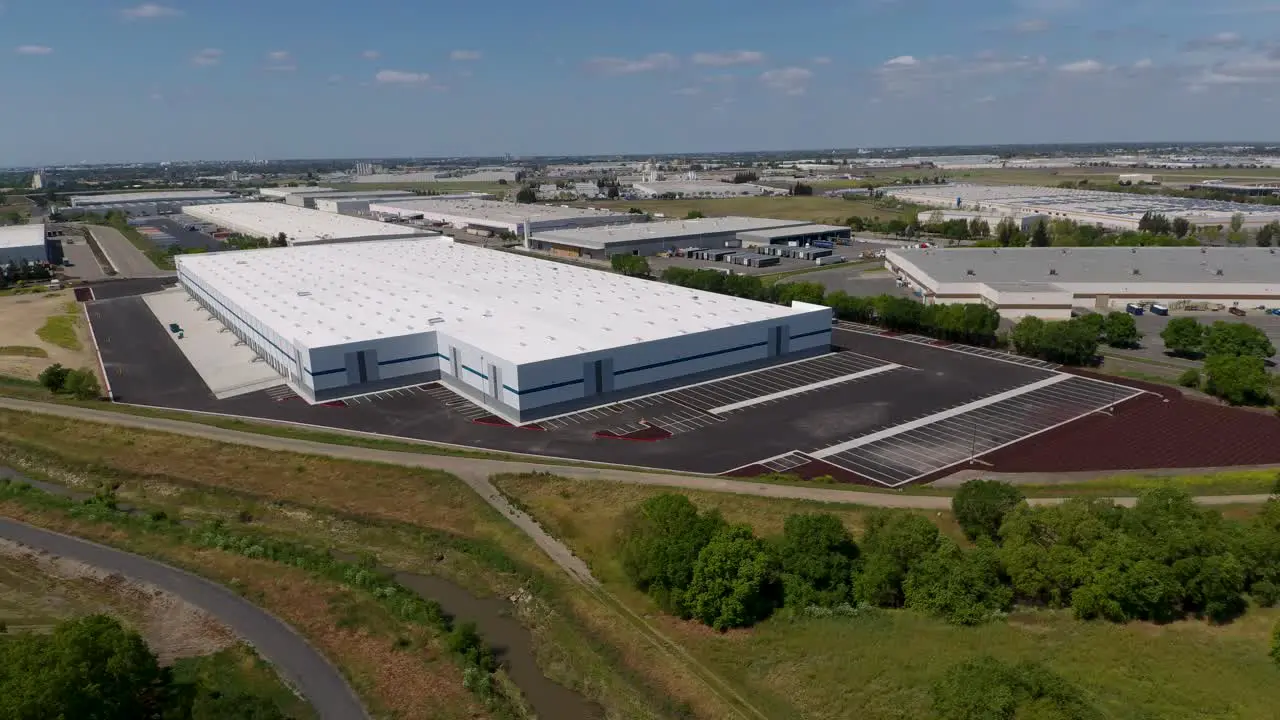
[{"xmin": 142, "ymin": 288, "xmax": 283, "ymax": 399}]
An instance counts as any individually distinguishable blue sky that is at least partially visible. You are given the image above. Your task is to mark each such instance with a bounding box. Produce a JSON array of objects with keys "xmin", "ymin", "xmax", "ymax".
[{"xmin": 1, "ymin": 0, "xmax": 1278, "ymax": 164}]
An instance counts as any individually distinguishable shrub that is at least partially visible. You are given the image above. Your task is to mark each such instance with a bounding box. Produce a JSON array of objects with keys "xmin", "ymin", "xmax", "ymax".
[
  {"xmin": 686, "ymin": 524, "xmax": 781, "ymax": 630},
  {"xmin": 951, "ymin": 479, "xmax": 1025, "ymax": 542},
  {"xmin": 930, "ymin": 656, "xmax": 1101, "ymax": 720},
  {"xmin": 617, "ymin": 493, "xmax": 725, "ymax": 616},
  {"xmin": 776, "ymin": 513, "xmax": 858, "ymax": 608},
  {"xmin": 61, "ymin": 369, "xmax": 101, "ymax": 400},
  {"xmin": 1271, "ymin": 620, "xmax": 1280, "ymax": 666},
  {"xmin": 904, "ymin": 540, "xmax": 1012, "ymax": 625},
  {"xmin": 1177, "ymin": 368, "xmax": 1201, "ymax": 388},
  {"xmin": 37, "ymin": 363, "xmax": 70, "ymax": 392}
]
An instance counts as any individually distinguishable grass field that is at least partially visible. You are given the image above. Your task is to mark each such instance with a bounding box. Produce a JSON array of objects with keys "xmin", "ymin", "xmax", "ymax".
[
  {"xmin": 492, "ymin": 473, "xmax": 1280, "ymax": 720},
  {"xmin": 583, "ymin": 196, "xmax": 906, "ymax": 225},
  {"xmin": 0, "ymin": 410, "xmax": 735, "ymax": 719},
  {"xmin": 1014, "ymin": 469, "xmax": 1280, "ymax": 498},
  {"xmin": 0, "ymin": 346, "xmax": 48, "ymax": 358},
  {"xmin": 34, "ymin": 302, "xmax": 82, "ymax": 352}
]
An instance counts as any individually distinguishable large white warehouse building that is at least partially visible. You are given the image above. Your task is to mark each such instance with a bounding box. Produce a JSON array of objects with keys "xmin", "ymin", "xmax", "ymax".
[
  {"xmin": 530, "ymin": 216, "xmax": 814, "ymax": 258},
  {"xmin": 175, "ymin": 239, "xmax": 832, "ymax": 422},
  {"xmin": 368, "ymin": 198, "xmax": 635, "ymax": 236},
  {"xmin": 886, "ymin": 246, "xmax": 1280, "ymax": 319},
  {"xmin": 0, "ymin": 224, "xmax": 48, "ymax": 266},
  {"xmin": 70, "ymin": 190, "xmax": 233, "ymax": 207},
  {"xmin": 183, "ymin": 202, "xmax": 437, "ymax": 246},
  {"xmin": 885, "ymin": 183, "xmax": 1280, "ymax": 231}
]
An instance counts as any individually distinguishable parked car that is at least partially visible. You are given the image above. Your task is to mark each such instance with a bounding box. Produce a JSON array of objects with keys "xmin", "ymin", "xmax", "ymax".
[
  {"xmin": 1229, "ymin": 307, "xmax": 1247, "ymax": 317},
  {"xmin": 1267, "ymin": 308, "xmax": 1280, "ymax": 316}
]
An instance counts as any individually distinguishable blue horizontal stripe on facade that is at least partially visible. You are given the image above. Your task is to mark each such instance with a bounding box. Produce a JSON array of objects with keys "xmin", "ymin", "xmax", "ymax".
[
  {"xmin": 378, "ymin": 352, "xmax": 448, "ymax": 366},
  {"xmin": 790, "ymin": 329, "xmax": 832, "ymax": 340},
  {"xmin": 614, "ymin": 340, "xmax": 769, "ymax": 376},
  {"xmin": 309, "ymin": 367, "xmax": 346, "ymax": 377},
  {"xmin": 462, "ymin": 365, "xmax": 488, "ymax": 379},
  {"xmin": 503, "ymin": 377, "xmax": 585, "ymax": 396}
]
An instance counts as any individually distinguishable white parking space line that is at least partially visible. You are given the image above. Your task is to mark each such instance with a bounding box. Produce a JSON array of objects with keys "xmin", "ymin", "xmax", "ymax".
[
  {"xmin": 709, "ymin": 364, "xmax": 901, "ymax": 414},
  {"xmin": 811, "ymin": 375, "xmax": 1072, "ymax": 458}
]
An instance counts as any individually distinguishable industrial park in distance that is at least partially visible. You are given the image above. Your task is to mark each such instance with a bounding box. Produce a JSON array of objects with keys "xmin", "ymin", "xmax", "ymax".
[{"xmin": 4, "ymin": 2, "xmax": 1280, "ymax": 716}]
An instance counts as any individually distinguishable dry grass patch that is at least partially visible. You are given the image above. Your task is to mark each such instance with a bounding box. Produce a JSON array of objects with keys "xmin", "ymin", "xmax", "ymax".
[
  {"xmin": 0, "ymin": 293, "xmax": 92, "ymax": 379},
  {"xmin": 0, "ymin": 346, "xmax": 48, "ymax": 358}
]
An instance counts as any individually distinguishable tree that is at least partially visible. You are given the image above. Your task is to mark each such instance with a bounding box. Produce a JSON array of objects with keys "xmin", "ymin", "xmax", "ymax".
[
  {"xmin": 1029, "ymin": 219, "xmax": 1049, "ymax": 247},
  {"xmin": 515, "ymin": 187, "xmax": 537, "ymax": 204},
  {"xmin": 1009, "ymin": 316, "xmax": 1045, "ymax": 357},
  {"xmin": 38, "ymin": 362, "xmax": 70, "ymax": 393},
  {"xmin": 1034, "ymin": 318, "xmax": 1099, "ymax": 365},
  {"xmin": 773, "ymin": 281, "xmax": 824, "ymax": 306},
  {"xmin": 1161, "ymin": 317, "xmax": 1205, "ymax": 358},
  {"xmin": 617, "ymin": 494, "xmax": 726, "ymax": 615},
  {"xmin": 1231, "ymin": 212, "xmax": 1245, "ymax": 235},
  {"xmin": 62, "ymin": 369, "xmax": 102, "ymax": 400},
  {"xmin": 1177, "ymin": 368, "xmax": 1201, "ymax": 388},
  {"xmin": 1203, "ymin": 321, "xmax": 1276, "ymax": 360},
  {"xmin": 188, "ymin": 689, "xmax": 287, "ymax": 720},
  {"xmin": 995, "ymin": 218, "xmax": 1020, "ymax": 247},
  {"xmin": 775, "ymin": 513, "xmax": 859, "ymax": 608},
  {"xmin": 1102, "ymin": 311, "xmax": 1141, "ymax": 348},
  {"xmin": 1172, "ymin": 217, "xmax": 1191, "ymax": 239},
  {"xmin": 952, "ymin": 479, "xmax": 1025, "ymax": 542},
  {"xmin": 685, "ymin": 210, "xmax": 705, "ymax": 220},
  {"xmin": 853, "ymin": 510, "xmax": 943, "ymax": 607},
  {"xmin": 0, "ymin": 615, "xmax": 167, "ymax": 719},
  {"xmin": 905, "ymin": 540, "xmax": 1013, "ymax": 625},
  {"xmin": 606, "ymin": 184, "xmax": 620, "ymax": 199},
  {"xmin": 1203, "ymin": 354, "xmax": 1271, "ymax": 406},
  {"xmin": 1272, "ymin": 620, "xmax": 1280, "ymax": 666},
  {"xmin": 686, "ymin": 524, "xmax": 781, "ymax": 630},
  {"xmin": 610, "ymin": 254, "xmax": 650, "ymax": 277},
  {"xmin": 791, "ymin": 182, "xmax": 814, "ymax": 196}
]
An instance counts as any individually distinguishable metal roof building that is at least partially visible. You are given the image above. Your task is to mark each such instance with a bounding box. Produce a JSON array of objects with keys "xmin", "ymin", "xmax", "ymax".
[
  {"xmin": 368, "ymin": 198, "xmax": 635, "ymax": 236},
  {"xmin": 182, "ymin": 202, "xmax": 437, "ymax": 246},
  {"xmin": 0, "ymin": 224, "xmax": 48, "ymax": 266},
  {"xmin": 530, "ymin": 216, "xmax": 812, "ymax": 258},
  {"xmin": 70, "ymin": 190, "xmax": 233, "ymax": 207},
  {"xmin": 884, "ymin": 183, "xmax": 1280, "ymax": 230},
  {"xmin": 737, "ymin": 224, "xmax": 852, "ymax": 247},
  {"xmin": 258, "ymin": 186, "xmax": 334, "ymax": 199},
  {"xmin": 279, "ymin": 189, "xmax": 417, "ymax": 209},
  {"xmin": 175, "ymin": 238, "xmax": 831, "ymax": 422},
  {"xmin": 886, "ymin": 246, "xmax": 1280, "ymax": 319}
]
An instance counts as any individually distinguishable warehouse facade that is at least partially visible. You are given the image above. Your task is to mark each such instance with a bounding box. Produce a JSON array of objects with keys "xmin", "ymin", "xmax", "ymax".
[
  {"xmin": 0, "ymin": 225, "xmax": 49, "ymax": 266},
  {"xmin": 183, "ymin": 202, "xmax": 437, "ymax": 246},
  {"xmin": 368, "ymin": 198, "xmax": 635, "ymax": 237},
  {"xmin": 886, "ymin": 246, "xmax": 1280, "ymax": 319},
  {"xmin": 175, "ymin": 239, "xmax": 832, "ymax": 423}
]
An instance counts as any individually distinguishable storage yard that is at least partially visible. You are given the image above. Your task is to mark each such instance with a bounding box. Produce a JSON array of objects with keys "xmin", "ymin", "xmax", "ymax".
[
  {"xmin": 885, "ymin": 246, "xmax": 1280, "ymax": 319},
  {"xmin": 368, "ymin": 197, "xmax": 635, "ymax": 236},
  {"xmin": 885, "ymin": 183, "xmax": 1280, "ymax": 230},
  {"xmin": 529, "ymin": 216, "xmax": 816, "ymax": 258},
  {"xmin": 173, "ymin": 238, "xmax": 831, "ymax": 422},
  {"xmin": 0, "ymin": 224, "xmax": 48, "ymax": 265},
  {"xmin": 181, "ymin": 202, "xmax": 438, "ymax": 246}
]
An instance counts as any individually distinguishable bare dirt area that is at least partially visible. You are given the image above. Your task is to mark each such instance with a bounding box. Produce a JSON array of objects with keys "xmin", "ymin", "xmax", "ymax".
[
  {"xmin": 0, "ymin": 536, "xmax": 236, "ymax": 663},
  {"xmin": 0, "ymin": 292, "xmax": 94, "ymax": 380}
]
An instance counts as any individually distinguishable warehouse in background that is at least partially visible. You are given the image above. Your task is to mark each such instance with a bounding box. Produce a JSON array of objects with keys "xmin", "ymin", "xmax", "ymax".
[
  {"xmin": 886, "ymin": 246, "xmax": 1280, "ymax": 319},
  {"xmin": 182, "ymin": 202, "xmax": 438, "ymax": 246},
  {"xmin": 174, "ymin": 239, "xmax": 832, "ymax": 423},
  {"xmin": 0, "ymin": 224, "xmax": 51, "ymax": 266},
  {"xmin": 313, "ymin": 192, "xmax": 495, "ymax": 216},
  {"xmin": 60, "ymin": 189, "xmax": 241, "ymax": 218},
  {"xmin": 368, "ymin": 197, "xmax": 635, "ymax": 237},
  {"xmin": 530, "ymin": 216, "xmax": 816, "ymax": 259}
]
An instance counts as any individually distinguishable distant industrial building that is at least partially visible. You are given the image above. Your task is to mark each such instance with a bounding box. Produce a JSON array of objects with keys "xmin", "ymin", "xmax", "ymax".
[
  {"xmin": 271, "ymin": 189, "xmax": 417, "ymax": 210},
  {"xmin": 314, "ymin": 192, "xmax": 495, "ymax": 216},
  {"xmin": 737, "ymin": 224, "xmax": 852, "ymax": 248},
  {"xmin": 174, "ymin": 239, "xmax": 831, "ymax": 422},
  {"xmin": 182, "ymin": 202, "xmax": 438, "ymax": 246},
  {"xmin": 1118, "ymin": 173, "xmax": 1157, "ymax": 184},
  {"xmin": 0, "ymin": 224, "xmax": 49, "ymax": 266},
  {"xmin": 258, "ymin": 186, "xmax": 334, "ymax": 200},
  {"xmin": 629, "ymin": 180, "xmax": 782, "ymax": 199},
  {"xmin": 529, "ymin": 216, "xmax": 812, "ymax": 259},
  {"xmin": 886, "ymin": 183, "xmax": 1280, "ymax": 231},
  {"xmin": 62, "ymin": 189, "xmax": 237, "ymax": 217},
  {"xmin": 916, "ymin": 209, "xmax": 1047, "ymax": 232},
  {"xmin": 885, "ymin": 246, "xmax": 1280, "ymax": 319},
  {"xmin": 368, "ymin": 198, "xmax": 635, "ymax": 237},
  {"xmin": 1189, "ymin": 180, "xmax": 1280, "ymax": 197}
]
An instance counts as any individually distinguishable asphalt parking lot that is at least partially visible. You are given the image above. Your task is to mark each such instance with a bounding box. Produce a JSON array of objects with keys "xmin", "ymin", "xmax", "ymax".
[
  {"xmin": 135, "ymin": 217, "xmax": 221, "ymax": 251},
  {"xmin": 86, "ymin": 294, "xmax": 1064, "ymax": 475}
]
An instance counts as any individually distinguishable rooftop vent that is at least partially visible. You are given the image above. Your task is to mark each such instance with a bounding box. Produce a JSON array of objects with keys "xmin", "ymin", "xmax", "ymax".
[
  {"xmin": 1049, "ymin": 268, "xmax": 1058, "ymax": 276},
  {"xmin": 1131, "ymin": 268, "xmax": 1141, "ymax": 275},
  {"xmin": 965, "ymin": 269, "xmax": 976, "ymax": 276},
  {"xmin": 1215, "ymin": 269, "xmax": 1224, "ymax": 276}
]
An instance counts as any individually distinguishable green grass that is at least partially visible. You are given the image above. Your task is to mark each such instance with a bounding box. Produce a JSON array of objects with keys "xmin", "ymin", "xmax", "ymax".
[
  {"xmin": 1016, "ymin": 470, "xmax": 1280, "ymax": 498},
  {"xmin": 34, "ymin": 313, "xmax": 81, "ymax": 352},
  {"xmin": 169, "ymin": 645, "xmax": 316, "ymax": 719},
  {"xmin": 494, "ymin": 473, "xmax": 1280, "ymax": 720},
  {"xmin": 0, "ymin": 346, "xmax": 48, "ymax": 358}
]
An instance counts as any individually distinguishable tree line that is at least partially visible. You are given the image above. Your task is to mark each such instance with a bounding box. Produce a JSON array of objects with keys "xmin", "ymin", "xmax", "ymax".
[
  {"xmin": 617, "ymin": 480, "xmax": 1280, "ymax": 635},
  {"xmin": 1006, "ymin": 311, "xmax": 1139, "ymax": 365},
  {"xmin": 1162, "ymin": 317, "xmax": 1277, "ymax": 406},
  {"xmin": 660, "ymin": 267, "xmax": 1003, "ymax": 346},
  {"xmin": 0, "ymin": 614, "xmax": 290, "ymax": 719}
]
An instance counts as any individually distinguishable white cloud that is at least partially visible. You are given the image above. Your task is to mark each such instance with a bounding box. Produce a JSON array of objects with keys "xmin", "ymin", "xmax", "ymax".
[
  {"xmin": 361, "ymin": 50, "xmax": 380, "ymax": 60},
  {"xmin": 327, "ymin": 74, "xmax": 344, "ymax": 84},
  {"xmin": 376, "ymin": 69, "xmax": 432, "ymax": 85},
  {"xmin": 672, "ymin": 86, "xmax": 701, "ymax": 96},
  {"xmin": 1059, "ymin": 58, "xmax": 1106, "ymax": 73},
  {"xmin": 1015, "ymin": 18, "xmax": 1050, "ymax": 32},
  {"xmin": 265, "ymin": 50, "xmax": 295, "ymax": 71},
  {"xmin": 191, "ymin": 48, "xmax": 222, "ymax": 66},
  {"xmin": 1133, "ymin": 58, "xmax": 1154, "ymax": 69},
  {"xmin": 450, "ymin": 49, "xmax": 482, "ymax": 61},
  {"xmin": 883, "ymin": 55, "xmax": 919, "ymax": 67},
  {"xmin": 1190, "ymin": 54, "xmax": 1280, "ymax": 85},
  {"xmin": 585, "ymin": 53, "xmax": 679, "ymax": 74},
  {"xmin": 692, "ymin": 50, "xmax": 764, "ymax": 66},
  {"xmin": 267, "ymin": 50, "xmax": 290, "ymax": 61},
  {"xmin": 976, "ymin": 94, "xmax": 996, "ymax": 103},
  {"xmin": 811, "ymin": 56, "xmax": 832, "ymax": 65},
  {"xmin": 1184, "ymin": 31, "xmax": 1246, "ymax": 51},
  {"xmin": 760, "ymin": 66, "xmax": 813, "ymax": 95},
  {"xmin": 14, "ymin": 45, "xmax": 53, "ymax": 55},
  {"xmin": 121, "ymin": 3, "xmax": 181, "ymax": 19}
]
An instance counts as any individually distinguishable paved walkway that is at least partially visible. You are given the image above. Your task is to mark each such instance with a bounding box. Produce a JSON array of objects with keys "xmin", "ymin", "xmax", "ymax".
[
  {"xmin": 85, "ymin": 225, "xmax": 170, "ymax": 278},
  {"xmin": 0, "ymin": 518, "xmax": 367, "ymax": 720}
]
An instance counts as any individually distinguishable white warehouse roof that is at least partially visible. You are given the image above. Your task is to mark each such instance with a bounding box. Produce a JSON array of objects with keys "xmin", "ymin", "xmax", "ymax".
[
  {"xmin": 258, "ymin": 186, "xmax": 334, "ymax": 199},
  {"xmin": 0, "ymin": 224, "xmax": 45, "ymax": 250},
  {"xmin": 534, "ymin": 216, "xmax": 811, "ymax": 249},
  {"xmin": 71, "ymin": 189, "xmax": 232, "ymax": 206},
  {"xmin": 370, "ymin": 198, "xmax": 630, "ymax": 224},
  {"xmin": 183, "ymin": 202, "xmax": 436, "ymax": 245},
  {"xmin": 173, "ymin": 239, "xmax": 814, "ymax": 364}
]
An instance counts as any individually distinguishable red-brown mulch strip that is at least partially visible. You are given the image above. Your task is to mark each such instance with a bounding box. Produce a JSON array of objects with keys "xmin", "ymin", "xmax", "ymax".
[
  {"xmin": 473, "ymin": 415, "xmax": 546, "ymax": 431},
  {"xmin": 723, "ymin": 458, "xmax": 884, "ymax": 486},
  {"xmin": 594, "ymin": 425, "xmax": 673, "ymax": 442}
]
